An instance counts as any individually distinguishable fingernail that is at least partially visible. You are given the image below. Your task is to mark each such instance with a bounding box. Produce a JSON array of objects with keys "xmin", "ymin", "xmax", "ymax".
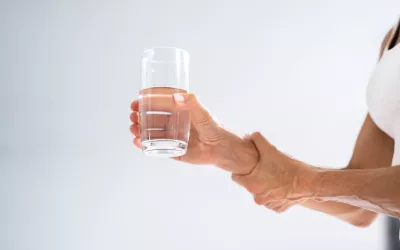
[{"xmin": 173, "ymin": 93, "xmax": 185, "ymax": 103}]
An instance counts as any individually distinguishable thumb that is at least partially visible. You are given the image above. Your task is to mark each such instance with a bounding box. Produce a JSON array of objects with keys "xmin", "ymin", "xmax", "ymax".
[
  {"xmin": 173, "ymin": 93, "xmax": 214, "ymax": 126},
  {"xmin": 247, "ymin": 132, "xmax": 273, "ymax": 154},
  {"xmin": 173, "ymin": 93, "xmax": 222, "ymax": 141}
]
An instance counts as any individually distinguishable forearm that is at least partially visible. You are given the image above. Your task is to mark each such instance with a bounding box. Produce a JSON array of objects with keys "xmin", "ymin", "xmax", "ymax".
[
  {"xmin": 301, "ymin": 165, "xmax": 377, "ymax": 227},
  {"xmin": 301, "ymin": 200, "xmax": 377, "ymax": 227},
  {"xmin": 216, "ymin": 131, "xmax": 378, "ymax": 226},
  {"xmin": 313, "ymin": 166, "xmax": 400, "ymax": 218}
]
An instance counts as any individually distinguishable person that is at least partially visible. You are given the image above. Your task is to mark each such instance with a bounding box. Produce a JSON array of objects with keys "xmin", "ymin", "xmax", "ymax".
[{"xmin": 130, "ymin": 16, "xmax": 400, "ymax": 244}]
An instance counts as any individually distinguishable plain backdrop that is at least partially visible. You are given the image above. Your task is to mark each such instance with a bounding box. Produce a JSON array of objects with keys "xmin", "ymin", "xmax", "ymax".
[{"xmin": 1, "ymin": 1, "xmax": 400, "ymax": 249}]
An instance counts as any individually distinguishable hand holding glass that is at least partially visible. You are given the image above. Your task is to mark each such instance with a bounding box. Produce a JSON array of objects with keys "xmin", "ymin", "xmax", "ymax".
[{"xmin": 139, "ymin": 47, "xmax": 190, "ymax": 157}]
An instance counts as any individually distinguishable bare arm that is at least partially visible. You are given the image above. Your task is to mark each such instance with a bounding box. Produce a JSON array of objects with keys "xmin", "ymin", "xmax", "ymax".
[
  {"xmin": 130, "ymin": 27, "xmax": 396, "ymax": 227},
  {"xmin": 294, "ymin": 29, "xmax": 395, "ymax": 227},
  {"xmin": 311, "ymin": 162, "xmax": 400, "ymax": 217},
  {"xmin": 301, "ymin": 115, "xmax": 393, "ymax": 227},
  {"xmin": 218, "ymin": 116, "xmax": 392, "ymax": 227},
  {"xmin": 228, "ymin": 29, "xmax": 395, "ymax": 227}
]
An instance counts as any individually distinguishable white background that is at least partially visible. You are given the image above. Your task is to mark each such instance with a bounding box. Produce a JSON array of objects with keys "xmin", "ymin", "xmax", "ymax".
[{"xmin": 1, "ymin": 0, "xmax": 400, "ymax": 249}]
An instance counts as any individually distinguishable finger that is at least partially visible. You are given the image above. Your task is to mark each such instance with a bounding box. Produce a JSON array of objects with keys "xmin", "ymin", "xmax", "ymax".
[
  {"xmin": 265, "ymin": 201, "xmax": 273, "ymax": 207},
  {"xmin": 248, "ymin": 132, "xmax": 272, "ymax": 152},
  {"xmin": 264, "ymin": 200, "xmax": 286, "ymax": 213},
  {"xmin": 131, "ymin": 100, "xmax": 139, "ymax": 111},
  {"xmin": 275, "ymin": 204, "xmax": 290, "ymax": 213},
  {"xmin": 265, "ymin": 202, "xmax": 276, "ymax": 210},
  {"xmin": 172, "ymin": 155, "xmax": 183, "ymax": 162},
  {"xmin": 138, "ymin": 93, "xmax": 211, "ymax": 127},
  {"xmin": 174, "ymin": 93, "xmax": 223, "ymax": 143},
  {"xmin": 254, "ymin": 193, "xmax": 271, "ymax": 205},
  {"xmin": 254, "ymin": 195, "xmax": 265, "ymax": 205},
  {"xmin": 173, "ymin": 93, "xmax": 214, "ymax": 126},
  {"xmin": 139, "ymin": 95, "xmax": 176, "ymax": 113},
  {"xmin": 255, "ymin": 191, "xmax": 279, "ymax": 206},
  {"xmin": 133, "ymin": 137, "xmax": 142, "ymax": 148},
  {"xmin": 139, "ymin": 111, "xmax": 189, "ymax": 141},
  {"xmin": 130, "ymin": 124, "xmax": 140, "ymax": 137},
  {"xmin": 269, "ymin": 200, "xmax": 287, "ymax": 210},
  {"xmin": 277, "ymin": 199, "xmax": 298, "ymax": 213},
  {"xmin": 130, "ymin": 112, "xmax": 139, "ymax": 123}
]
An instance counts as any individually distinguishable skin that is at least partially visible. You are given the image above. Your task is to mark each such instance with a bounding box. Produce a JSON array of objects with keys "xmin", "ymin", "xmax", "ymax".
[
  {"xmin": 130, "ymin": 93, "xmax": 259, "ymax": 175},
  {"xmin": 130, "ymin": 27, "xmax": 399, "ymax": 227},
  {"xmin": 232, "ymin": 28, "xmax": 398, "ymax": 224},
  {"xmin": 292, "ymin": 28, "xmax": 396, "ymax": 227},
  {"xmin": 300, "ymin": 114, "xmax": 394, "ymax": 227}
]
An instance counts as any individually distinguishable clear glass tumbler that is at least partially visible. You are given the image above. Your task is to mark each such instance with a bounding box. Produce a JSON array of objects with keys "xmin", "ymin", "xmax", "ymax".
[{"xmin": 139, "ymin": 47, "xmax": 190, "ymax": 157}]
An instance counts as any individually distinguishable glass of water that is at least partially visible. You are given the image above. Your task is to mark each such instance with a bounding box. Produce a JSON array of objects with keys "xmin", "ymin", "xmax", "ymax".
[{"xmin": 139, "ymin": 47, "xmax": 190, "ymax": 157}]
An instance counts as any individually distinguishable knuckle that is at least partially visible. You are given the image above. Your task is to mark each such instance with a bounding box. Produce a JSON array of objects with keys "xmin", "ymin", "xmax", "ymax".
[
  {"xmin": 231, "ymin": 174, "xmax": 239, "ymax": 182},
  {"xmin": 250, "ymin": 131, "xmax": 272, "ymax": 149},
  {"xmin": 246, "ymin": 184, "xmax": 260, "ymax": 194},
  {"xmin": 265, "ymin": 204, "xmax": 274, "ymax": 210},
  {"xmin": 194, "ymin": 110, "xmax": 213, "ymax": 126},
  {"xmin": 252, "ymin": 131, "xmax": 262, "ymax": 137},
  {"xmin": 250, "ymin": 131, "xmax": 264, "ymax": 142},
  {"xmin": 276, "ymin": 207, "xmax": 288, "ymax": 213},
  {"xmin": 187, "ymin": 93, "xmax": 197, "ymax": 103},
  {"xmin": 197, "ymin": 113, "xmax": 213, "ymax": 126},
  {"xmin": 274, "ymin": 205, "xmax": 284, "ymax": 212},
  {"xmin": 253, "ymin": 195, "xmax": 266, "ymax": 205}
]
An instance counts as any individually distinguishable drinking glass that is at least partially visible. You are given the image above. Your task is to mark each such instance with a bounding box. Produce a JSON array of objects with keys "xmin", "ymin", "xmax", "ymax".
[{"xmin": 139, "ymin": 47, "xmax": 190, "ymax": 157}]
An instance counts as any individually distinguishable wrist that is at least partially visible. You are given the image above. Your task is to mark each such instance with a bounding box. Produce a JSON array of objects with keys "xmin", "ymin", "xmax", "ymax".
[{"xmin": 213, "ymin": 129, "xmax": 259, "ymax": 174}]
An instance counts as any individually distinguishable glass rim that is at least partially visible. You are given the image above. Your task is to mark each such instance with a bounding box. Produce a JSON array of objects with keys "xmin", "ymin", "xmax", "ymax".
[{"xmin": 143, "ymin": 46, "xmax": 189, "ymax": 58}]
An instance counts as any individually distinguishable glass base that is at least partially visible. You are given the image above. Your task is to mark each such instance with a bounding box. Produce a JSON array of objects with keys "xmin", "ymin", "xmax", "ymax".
[{"xmin": 141, "ymin": 139, "xmax": 188, "ymax": 158}]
